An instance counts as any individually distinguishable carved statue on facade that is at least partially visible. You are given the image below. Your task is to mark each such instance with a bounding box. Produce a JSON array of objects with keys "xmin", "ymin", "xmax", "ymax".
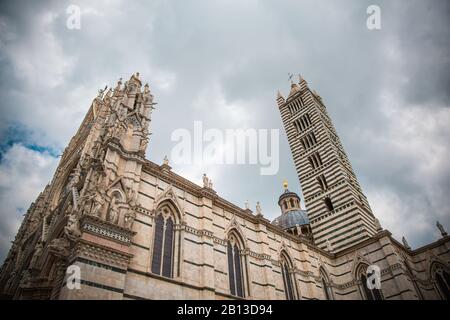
[
  {"xmin": 90, "ymin": 190, "xmax": 106, "ymax": 217},
  {"xmin": 64, "ymin": 211, "xmax": 81, "ymax": 241},
  {"xmin": 326, "ymin": 239, "xmax": 333, "ymax": 252},
  {"xmin": 202, "ymin": 174, "xmax": 209, "ymax": 188},
  {"xmin": 107, "ymin": 197, "xmax": 120, "ymax": 224},
  {"xmin": 47, "ymin": 237, "xmax": 70, "ymax": 258},
  {"xmin": 67, "ymin": 165, "xmax": 82, "ymax": 190},
  {"xmin": 139, "ymin": 137, "xmax": 149, "ymax": 153},
  {"xmin": 163, "ymin": 155, "xmax": 169, "ymax": 166},
  {"xmin": 256, "ymin": 201, "xmax": 262, "ymax": 216},
  {"xmin": 124, "ymin": 211, "xmax": 136, "ymax": 229},
  {"xmin": 126, "ymin": 187, "xmax": 138, "ymax": 209},
  {"xmin": 28, "ymin": 241, "xmax": 43, "ymax": 271}
]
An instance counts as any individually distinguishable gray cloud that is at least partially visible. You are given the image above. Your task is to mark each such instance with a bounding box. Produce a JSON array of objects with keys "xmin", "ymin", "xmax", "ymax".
[{"xmin": 0, "ymin": 0, "xmax": 449, "ymax": 261}]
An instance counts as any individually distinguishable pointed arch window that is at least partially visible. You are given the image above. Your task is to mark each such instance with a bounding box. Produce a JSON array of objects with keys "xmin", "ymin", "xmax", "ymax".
[
  {"xmin": 432, "ymin": 263, "xmax": 450, "ymax": 300},
  {"xmin": 320, "ymin": 269, "xmax": 333, "ymax": 300},
  {"xmin": 280, "ymin": 254, "xmax": 296, "ymax": 300},
  {"xmin": 227, "ymin": 234, "xmax": 245, "ymax": 297},
  {"xmin": 357, "ymin": 264, "xmax": 383, "ymax": 300},
  {"xmin": 151, "ymin": 205, "xmax": 176, "ymax": 278}
]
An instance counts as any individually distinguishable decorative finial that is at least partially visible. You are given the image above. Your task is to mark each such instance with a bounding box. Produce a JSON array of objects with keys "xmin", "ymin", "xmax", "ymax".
[
  {"xmin": 288, "ymin": 73, "xmax": 294, "ymax": 84},
  {"xmin": 202, "ymin": 173, "xmax": 209, "ymax": 188},
  {"xmin": 135, "ymin": 72, "xmax": 140, "ymax": 79},
  {"xmin": 115, "ymin": 78, "xmax": 122, "ymax": 91},
  {"xmin": 402, "ymin": 236, "xmax": 411, "ymax": 250},
  {"xmin": 298, "ymin": 74, "xmax": 303, "ymax": 83},
  {"xmin": 256, "ymin": 201, "xmax": 262, "ymax": 216},
  {"xmin": 163, "ymin": 155, "xmax": 169, "ymax": 166},
  {"xmin": 277, "ymin": 90, "xmax": 284, "ymax": 99},
  {"xmin": 326, "ymin": 239, "xmax": 333, "ymax": 253},
  {"xmin": 283, "ymin": 179, "xmax": 288, "ymax": 190},
  {"xmin": 436, "ymin": 221, "xmax": 448, "ymax": 237}
]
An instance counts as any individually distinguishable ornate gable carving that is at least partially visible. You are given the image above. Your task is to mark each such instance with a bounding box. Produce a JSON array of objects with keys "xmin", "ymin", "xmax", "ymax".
[{"xmin": 154, "ymin": 185, "xmax": 184, "ymax": 219}]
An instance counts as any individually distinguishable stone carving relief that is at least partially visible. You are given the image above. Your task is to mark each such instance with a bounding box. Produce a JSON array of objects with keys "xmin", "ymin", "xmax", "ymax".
[
  {"xmin": 107, "ymin": 197, "xmax": 120, "ymax": 224},
  {"xmin": 64, "ymin": 210, "xmax": 81, "ymax": 242},
  {"xmin": 47, "ymin": 237, "xmax": 70, "ymax": 259}
]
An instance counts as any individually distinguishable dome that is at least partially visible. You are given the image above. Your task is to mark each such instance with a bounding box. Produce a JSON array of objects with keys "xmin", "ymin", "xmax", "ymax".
[
  {"xmin": 272, "ymin": 209, "xmax": 310, "ymax": 230},
  {"xmin": 278, "ymin": 188, "xmax": 300, "ymax": 205}
]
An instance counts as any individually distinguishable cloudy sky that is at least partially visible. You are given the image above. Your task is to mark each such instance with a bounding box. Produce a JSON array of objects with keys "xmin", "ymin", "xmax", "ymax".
[{"xmin": 0, "ymin": 0, "xmax": 449, "ymax": 262}]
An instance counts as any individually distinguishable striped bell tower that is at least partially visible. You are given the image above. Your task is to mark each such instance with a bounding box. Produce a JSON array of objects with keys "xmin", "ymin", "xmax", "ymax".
[{"xmin": 277, "ymin": 75, "xmax": 378, "ymax": 252}]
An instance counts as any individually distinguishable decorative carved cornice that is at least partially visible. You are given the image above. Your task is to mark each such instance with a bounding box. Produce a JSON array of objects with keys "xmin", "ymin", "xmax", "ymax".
[
  {"xmin": 106, "ymin": 139, "xmax": 146, "ymax": 165},
  {"xmin": 71, "ymin": 241, "xmax": 131, "ymax": 270},
  {"xmin": 80, "ymin": 215, "xmax": 136, "ymax": 244}
]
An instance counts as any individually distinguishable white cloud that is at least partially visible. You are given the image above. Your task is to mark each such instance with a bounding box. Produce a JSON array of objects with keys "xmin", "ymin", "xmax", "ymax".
[
  {"xmin": 0, "ymin": 10, "xmax": 75, "ymax": 88},
  {"xmin": 0, "ymin": 144, "xmax": 58, "ymax": 261},
  {"xmin": 192, "ymin": 82, "xmax": 253, "ymax": 128},
  {"xmin": 368, "ymin": 187, "xmax": 444, "ymax": 248}
]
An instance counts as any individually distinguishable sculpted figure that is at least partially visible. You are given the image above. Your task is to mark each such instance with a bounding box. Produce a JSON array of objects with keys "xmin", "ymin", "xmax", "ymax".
[
  {"xmin": 163, "ymin": 155, "xmax": 169, "ymax": 166},
  {"xmin": 326, "ymin": 239, "xmax": 333, "ymax": 252},
  {"xmin": 64, "ymin": 212, "xmax": 81, "ymax": 241},
  {"xmin": 29, "ymin": 242, "xmax": 43, "ymax": 271},
  {"xmin": 139, "ymin": 137, "xmax": 149, "ymax": 153},
  {"xmin": 107, "ymin": 198, "xmax": 120, "ymax": 224},
  {"xmin": 126, "ymin": 188, "xmax": 137, "ymax": 208},
  {"xmin": 256, "ymin": 201, "xmax": 262, "ymax": 216},
  {"xmin": 202, "ymin": 174, "xmax": 209, "ymax": 188},
  {"xmin": 91, "ymin": 190, "xmax": 105, "ymax": 217},
  {"xmin": 124, "ymin": 211, "xmax": 135, "ymax": 229}
]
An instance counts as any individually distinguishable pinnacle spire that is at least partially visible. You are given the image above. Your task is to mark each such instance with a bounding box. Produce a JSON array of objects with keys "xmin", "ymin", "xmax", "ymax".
[{"xmin": 277, "ymin": 90, "xmax": 284, "ymax": 100}]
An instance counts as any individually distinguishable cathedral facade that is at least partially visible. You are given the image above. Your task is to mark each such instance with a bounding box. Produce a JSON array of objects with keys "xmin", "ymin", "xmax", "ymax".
[{"xmin": 0, "ymin": 73, "xmax": 449, "ymax": 300}]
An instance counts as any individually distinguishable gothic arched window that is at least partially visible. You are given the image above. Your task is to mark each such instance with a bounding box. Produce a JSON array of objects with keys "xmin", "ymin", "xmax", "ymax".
[
  {"xmin": 432, "ymin": 263, "xmax": 450, "ymax": 300},
  {"xmin": 151, "ymin": 205, "xmax": 176, "ymax": 278},
  {"xmin": 320, "ymin": 268, "xmax": 333, "ymax": 300},
  {"xmin": 227, "ymin": 233, "xmax": 245, "ymax": 297},
  {"xmin": 357, "ymin": 264, "xmax": 382, "ymax": 300},
  {"xmin": 280, "ymin": 253, "xmax": 296, "ymax": 300}
]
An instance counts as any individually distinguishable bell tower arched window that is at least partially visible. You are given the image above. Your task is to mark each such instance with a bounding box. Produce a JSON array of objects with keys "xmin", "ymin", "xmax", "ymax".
[
  {"xmin": 151, "ymin": 204, "xmax": 178, "ymax": 278},
  {"xmin": 227, "ymin": 233, "xmax": 246, "ymax": 298}
]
